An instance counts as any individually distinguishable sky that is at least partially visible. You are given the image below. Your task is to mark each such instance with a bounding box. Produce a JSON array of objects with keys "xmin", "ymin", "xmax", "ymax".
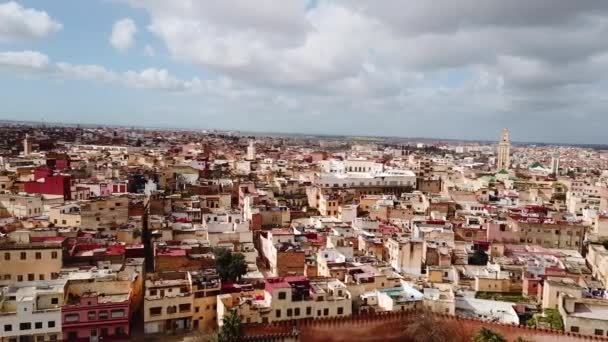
[{"xmin": 0, "ymin": 1, "xmax": 607, "ymax": 144}]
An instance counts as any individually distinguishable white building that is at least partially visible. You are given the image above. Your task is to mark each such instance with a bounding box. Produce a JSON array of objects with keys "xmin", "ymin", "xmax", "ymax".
[
  {"xmin": 0, "ymin": 280, "xmax": 66, "ymax": 342},
  {"xmin": 315, "ymin": 170, "xmax": 416, "ymax": 189},
  {"xmin": 385, "ymin": 237, "xmax": 423, "ymax": 275},
  {"xmin": 456, "ymin": 296, "xmax": 519, "ymax": 325}
]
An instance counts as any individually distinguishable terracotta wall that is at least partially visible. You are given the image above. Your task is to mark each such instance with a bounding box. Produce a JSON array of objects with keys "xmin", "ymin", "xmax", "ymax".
[{"xmin": 244, "ymin": 312, "xmax": 607, "ymax": 342}]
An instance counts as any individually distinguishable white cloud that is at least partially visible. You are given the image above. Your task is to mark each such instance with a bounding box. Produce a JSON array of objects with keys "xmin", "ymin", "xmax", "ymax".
[
  {"xmin": 55, "ymin": 62, "xmax": 118, "ymax": 82},
  {"xmin": 6, "ymin": 1, "xmax": 608, "ymax": 141},
  {"xmin": 0, "ymin": 1, "xmax": 61, "ymax": 41},
  {"xmin": 0, "ymin": 50, "xmax": 213, "ymax": 92},
  {"xmin": 110, "ymin": 18, "xmax": 137, "ymax": 51},
  {"xmin": 0, "ymin": 50, "xmax": 49, "ymax": 69},
  {"xmin": 143, "ymin": 44, "xmax": 155, "ymax": 57},
  {"xmin": 123, "ymin": 68, "xmax": 182, "ymax": 89}
]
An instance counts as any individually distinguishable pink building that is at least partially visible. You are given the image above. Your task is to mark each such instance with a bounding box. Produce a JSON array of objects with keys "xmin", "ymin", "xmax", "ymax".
[
  {"xmin": 63, "ymin": 289, "xmax": 132, "ymax": 341},
  {"xmin": 25, "ymin": 167, "xmax": 72, "ymax": 199}
]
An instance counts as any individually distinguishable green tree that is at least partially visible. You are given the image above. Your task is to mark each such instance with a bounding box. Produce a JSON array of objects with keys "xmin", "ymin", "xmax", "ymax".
[
  {"xmin": 543, "ymin": 308, "xmax": 564, "ymax": 330},
  {"xmin": 468, "ymin": 249, "xmax": 489, "ymax": 266},
  {"xmin": 472, "ymin": 328, "xmax": 507, "ymax": 342},
  {"xmin": 214, "ymin": 248, "xmax": 248, "ymax": 283},
  {"xmin": 217, "ymin": 309, "xmax": 243, "ymax": 342}
]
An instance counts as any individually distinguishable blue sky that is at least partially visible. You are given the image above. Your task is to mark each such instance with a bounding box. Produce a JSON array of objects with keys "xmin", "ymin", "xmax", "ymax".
[{"xmin": 1, "ymin": 1, "xmax": 608, "ymax": 143}]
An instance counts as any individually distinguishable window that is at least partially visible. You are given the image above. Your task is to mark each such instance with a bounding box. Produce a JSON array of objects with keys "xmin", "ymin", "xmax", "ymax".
[
  {"xmin": 36, "ymin": 336, "xmax": 44, "ymax": 342},
  {"xmin": 49, "ymin": 335, "xmax": 57, "ymax": 342},
  {"xmin": 88, "ymin": 311, "xmax": 96, "ymax": 320},
  {"xmin": 35, "ymin": 322, "xmax": 42, "ymax": 329},
  {"xmin": 17, "ymin": 275, "xmax": 23, "ymax": 282},
  {"xmin": 20, "ymin": 322, "xmax": 31, "ymax": 330},
  {"xmin": 278, "ymin": 292, "xmax": 286, "ymax": 300},
  {"xmin": 167, "ymin": 306, "xmax": 177, "ymax": 314},
  {"xmin": 149, "ymin": 289, "xmax": 157, "ymax": 296},
  {"xmin": 294, "ymin": 308, "xmax": 300, "ymax": 317},
  {"xmin": 51, "ymin": 251, "xmax": 58, "ymax": 259},
  {"xmin": 48, "ymin": 321, "xmax": 55, "ymax": 328},
  {"xmin": 337, "ymin": 307, "xmax": 344, "ymax": 315},
  {"xmin": 39, "ymin": 274, "xmax": 45, "ymax": 281},
  {"xmin": 595, "ymin": 329, "xmax": 604, "ymax": 336},
  {"xmin": 116, "ymin": 327, "xmax": 125, "ymax": 336},
  {"xmin": 98, "ymin": 311, "xmax": 108, "ymax": 320},
  {"xmin": 306, "ymin": 307, "xmax": 312, "ymax": 315},
  {"xmin": 20, "ymin": 252, "xmax": 26, "ymax": 260},
  {"xmin": 287, "ymin": 308, "xmax": 292, "ymax": 317},
  {"xmin": 35, "ymin": 252, "xmax": 42, "ymax": 259},
  {"xmin": 178, "ymin": 304, "xmax": 191, "ymax": 313},
  {"xmin": 4, "ymin": 252, "xmax": 9, "ymax": 261},
  {"xmin": 323, "ymin": 308, "xmax": 329, "ymax": 316},
  {"xmin": 570, "ymin": 326, "xmax": 579, "ymax": 333},
  {"xmin": 195, "ymin": 307, "xmax": 200, "ymax": 313},
  {"xmin": 28, "ymin": 274, "xmax": 35, "ymax": 281},
  {"xmin": 149, "ymin": 307, "xmax": 162, "ymax": 316},
  {"xmin": 51, "ymin": 298, "xmax": 59, "ymax": 305},
  {"xmin": 275, "ymin": 309, "xmax": 281, "ymax": 318},
  {"xmin": 4, "ymin": 324, "xmax": 12, "ymax": 332},
  {"xmin": 65, "ymin": 314, "xmax": 79, "ymax": 323},
  {"xmin": 111, "ymin": 310, "xmax": 125, "ymax": 318}
]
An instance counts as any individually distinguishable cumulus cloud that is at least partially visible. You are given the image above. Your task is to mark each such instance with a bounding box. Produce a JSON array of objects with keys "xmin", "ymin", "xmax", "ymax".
[
  {"xmin": 0, "ymin": 50, "xmax": 50, "ymax": 69},
  {"xmin": 113, "ymin": 0, "xmax": 608, "ymax": 141},
  {"xmin": 110, "ymin": 18, "xmax": 137, "ymax": 51},
  {"xmin": 6, "ymin": 1, "xmax": 608, "ymax": 141},
  {"xmin": 128, "ymin": 1, "xmax": 608, "ymax": 94},
  {"xmin": 0, "ymin": 1, "xmax": 61, "ymax": 41},
  {"xmin": 0, "ymin": 50, "xmax": 219, "ymax": 92}
]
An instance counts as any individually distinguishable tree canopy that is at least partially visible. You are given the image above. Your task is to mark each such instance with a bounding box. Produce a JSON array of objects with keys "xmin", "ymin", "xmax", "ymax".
[
  {"xmin": 472, "ymin": 327, "xmax": 507, "ymax": 342},
  {"xmin": 217, "ymin": 309, "xmax": 243, "ymax": 342},
  {"xmin": 214, "ymin": 248, "xmax": 248, "ymax": 283},
  {"xmin": 468, "ymin": 248, "xmax": 489, "ymax": 266}
]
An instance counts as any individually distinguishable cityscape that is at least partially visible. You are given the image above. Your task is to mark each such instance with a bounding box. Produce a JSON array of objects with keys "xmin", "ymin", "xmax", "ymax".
[
  {"xmin": 2, "ymin": 1, "xmax": 608, "ymax": 342},
  {"xmin": 0, "ymin": 124, "xmax": 607, "ymax": 342}
]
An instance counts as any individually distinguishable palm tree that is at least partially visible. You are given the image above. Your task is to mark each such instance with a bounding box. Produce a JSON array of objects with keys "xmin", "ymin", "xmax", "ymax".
[
  {"xmin": 217, "ymin": 309, "xmax": 243, "ymax": 342},
  {"xmin": 472, "ymin": 327, "xmax": 507, "ymax": 342}
]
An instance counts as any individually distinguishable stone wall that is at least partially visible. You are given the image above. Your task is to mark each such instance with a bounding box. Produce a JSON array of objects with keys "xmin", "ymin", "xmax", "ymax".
[{"xmin": 244, "ymin": 311, "xmax": 608, "ymax": 342}]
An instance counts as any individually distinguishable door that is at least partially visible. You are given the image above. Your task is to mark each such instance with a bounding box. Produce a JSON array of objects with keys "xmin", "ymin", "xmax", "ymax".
[{"xmin": 90, "ymin": 328, "xmax": 98, "ymax": 342}]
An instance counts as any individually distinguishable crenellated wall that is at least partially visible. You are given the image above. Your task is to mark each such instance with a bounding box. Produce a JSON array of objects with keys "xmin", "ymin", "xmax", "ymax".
[{"xmin": 244, "ymin": 311, "xmax": 608, "ymax": 342}]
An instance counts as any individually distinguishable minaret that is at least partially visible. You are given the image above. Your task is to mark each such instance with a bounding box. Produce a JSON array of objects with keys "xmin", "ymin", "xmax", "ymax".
[
  {"xmin": 246, "ymin": 140, "xmax": 256, "ymax": 161},
  {"xmin": 23, "ymin": 134, "xmax": 32, "ymax": 156},
  {"xmin": 551, "ymin": 152, "xmax": 560, "ymax": 175},
  {"xmin": 496, "ymin": 128, "xmax": 510, "ymax": 171}
]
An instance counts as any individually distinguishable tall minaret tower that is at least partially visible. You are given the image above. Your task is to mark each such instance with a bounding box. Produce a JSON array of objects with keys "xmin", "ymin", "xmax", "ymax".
[
  {"xmin": 551, "ymin": 152, "xmax": 560, "ymax": 175},
  {"xmin": 496, "ymin": 128, "xmax": 510, "ymax": 171},
  {"xmin": 246, "ymin": 140, "xmax": 256, "ymax": 161},
  {"xmin": 23, "ymin": 133, "xmax": 32, "ymax": 156}
]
